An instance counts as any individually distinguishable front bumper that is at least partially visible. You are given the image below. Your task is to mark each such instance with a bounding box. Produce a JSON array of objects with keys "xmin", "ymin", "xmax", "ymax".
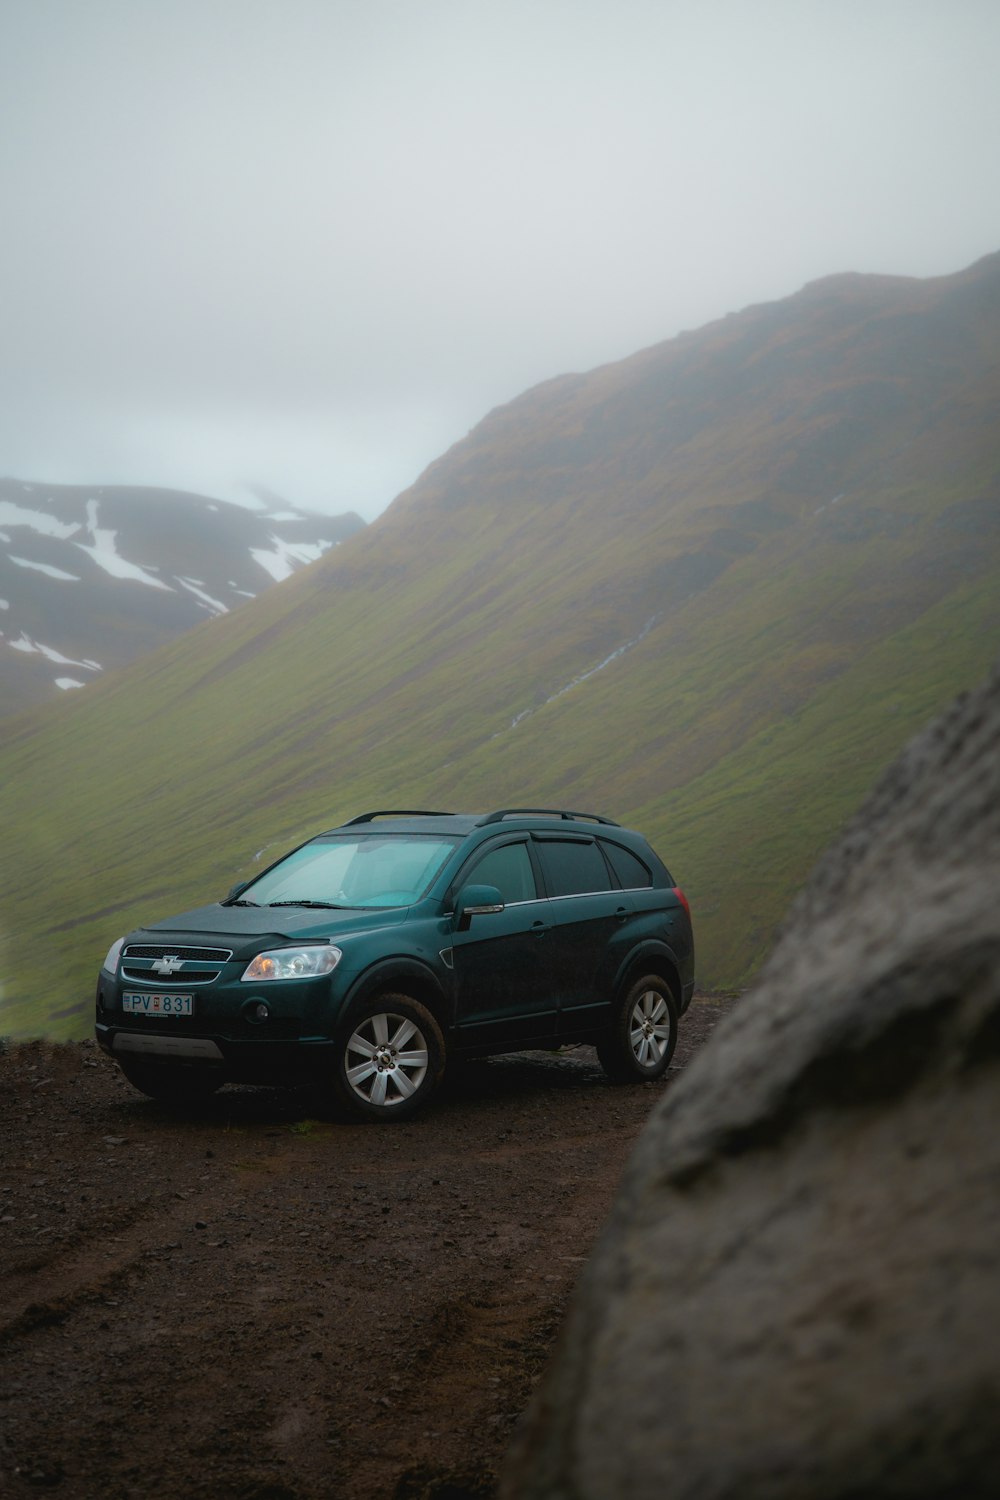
[{"xmin": 95, "ymin": 1018, "xmax": 340, "ymax": 1084}]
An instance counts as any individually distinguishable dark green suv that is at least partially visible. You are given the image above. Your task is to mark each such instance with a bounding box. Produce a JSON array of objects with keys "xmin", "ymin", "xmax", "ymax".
[{"xmin": 95, "ymin": 809, "xmax": 694, "ymax": 1120}]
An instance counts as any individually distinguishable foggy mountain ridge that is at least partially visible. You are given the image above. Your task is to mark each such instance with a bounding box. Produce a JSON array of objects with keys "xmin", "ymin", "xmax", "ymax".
[
  {"xmin": 0, "ymin": 479, "xmax": 365, "ymax": 715},
  {"xmin": 1, "ymin": 253, "xmax": 999, "ymax": 1038},
  {"xmin": 388, "ymin": 251, "xmax": 1000, "ymax": 533}
]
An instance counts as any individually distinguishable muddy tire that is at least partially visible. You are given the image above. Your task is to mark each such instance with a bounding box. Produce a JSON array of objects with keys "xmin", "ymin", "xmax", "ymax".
[{"xmin": 596, "ymin": 974, "xmax": 678, "ymax": 1083}]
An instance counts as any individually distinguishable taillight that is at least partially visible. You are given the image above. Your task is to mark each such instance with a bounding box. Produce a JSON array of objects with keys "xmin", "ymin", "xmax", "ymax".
[{"xmin": 672, "ymin": 886, "xmax": 691, "ymax": 920}]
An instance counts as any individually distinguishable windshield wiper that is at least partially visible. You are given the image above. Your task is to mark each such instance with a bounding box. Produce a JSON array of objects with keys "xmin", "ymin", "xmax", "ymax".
[
  {"xmin": 266, "ymin": 899, "xmax": 344, "ymax": 909},
  {"xmin": 223, "ymin": 897, "xmax": 260, "ymax": 907}
]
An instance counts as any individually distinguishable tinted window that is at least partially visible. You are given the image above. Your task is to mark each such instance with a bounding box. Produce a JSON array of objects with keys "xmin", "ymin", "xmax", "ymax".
[
  {"xmin": 535, "ymin": 839, "xmax": 612, "ymax": 897},
  {"xmin": 601, "ymin": 840, "xmax": 652, "ymax": 889},
  {"xmin": 467, "ymin": 842, "xmax": 537, "ymax": 904}
]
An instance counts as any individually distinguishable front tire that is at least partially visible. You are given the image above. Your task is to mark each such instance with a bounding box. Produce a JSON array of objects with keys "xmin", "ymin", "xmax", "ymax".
[
  {"xmin": 333, "ymin": 994, "xmax": 445, "ymax": 1121},
  {"xmin": 596, "ymin": 974, "xmax": 678, "ymax": 1083}
]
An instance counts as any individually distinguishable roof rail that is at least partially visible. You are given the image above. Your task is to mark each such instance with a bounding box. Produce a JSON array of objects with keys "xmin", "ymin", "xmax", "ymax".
[
  {"xmin": 477, "ymin": 808, "xmax": 620, "ymax": 827},
  {"xmin": 342, "ymin": 810, "xmax": 455, "ymax": 825}
]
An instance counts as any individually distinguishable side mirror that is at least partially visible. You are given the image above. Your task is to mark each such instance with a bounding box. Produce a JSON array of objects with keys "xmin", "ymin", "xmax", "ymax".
[{"xmin": 454, "ymin": 884, "xmax": 504, "ymax": 932}]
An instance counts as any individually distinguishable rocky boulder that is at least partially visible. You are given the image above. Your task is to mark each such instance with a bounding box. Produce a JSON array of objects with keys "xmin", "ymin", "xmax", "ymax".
[{"xmin": 503, "ymin": 663, "xmax": 1000, "ymax": 1499}]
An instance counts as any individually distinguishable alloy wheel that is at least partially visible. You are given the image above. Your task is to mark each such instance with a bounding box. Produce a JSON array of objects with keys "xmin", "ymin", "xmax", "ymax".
[
  {"xmin": 629, "ymin": 988, "xmax": 672, "ymax": 1067},
  {"xmin": 344, "ymin": 1010, "xmax": 430, "ymax": 1108}
]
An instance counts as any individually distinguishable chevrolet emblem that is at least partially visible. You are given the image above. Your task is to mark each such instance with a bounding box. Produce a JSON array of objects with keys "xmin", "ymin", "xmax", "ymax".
[{"xmin": 151, "ymin": 954, "xmax": 185, "ymax": 976}]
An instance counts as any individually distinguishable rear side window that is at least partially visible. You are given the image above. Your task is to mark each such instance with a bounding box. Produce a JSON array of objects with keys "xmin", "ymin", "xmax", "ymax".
[
  {"xmin": 600, "ymin": 840, "xmax": 653, "ymax": 890},
  {"xmin": 535, "ymin": 838, "xmax": 612, "ymax": 897},
  {"xmin": 466, "ymin": 842, "xmax": 537, "ymax": 904}
]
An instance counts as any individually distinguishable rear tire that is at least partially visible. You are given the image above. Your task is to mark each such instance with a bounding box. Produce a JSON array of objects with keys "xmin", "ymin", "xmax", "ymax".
[
  {"xmin": 118, "ymin": 1061, "xmax": 223, "ymax": 1103},
  {"xmin": 333, "ymin": 994, "xmax": 445, "ymax": 1121},
  {"xmin": 596, "ymin": 974, "xmax": 678, "ymax": 1083}
]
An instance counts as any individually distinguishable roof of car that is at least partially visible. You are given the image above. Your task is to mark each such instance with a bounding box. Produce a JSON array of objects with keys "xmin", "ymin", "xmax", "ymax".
[{"xmin": 319, "ymin": 808, "xmax": 623, "ymax": 838}]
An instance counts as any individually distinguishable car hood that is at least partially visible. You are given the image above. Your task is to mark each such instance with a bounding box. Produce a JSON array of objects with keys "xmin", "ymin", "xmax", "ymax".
[{"xmin": 135, "ymin": 901, "xmax": 413, "ymax": 948}]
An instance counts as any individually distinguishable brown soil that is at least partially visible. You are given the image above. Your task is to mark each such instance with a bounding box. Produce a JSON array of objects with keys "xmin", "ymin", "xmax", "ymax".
[{"xmin": 0, "ymin": 996, "xmax": 736, "ymax": 1499}]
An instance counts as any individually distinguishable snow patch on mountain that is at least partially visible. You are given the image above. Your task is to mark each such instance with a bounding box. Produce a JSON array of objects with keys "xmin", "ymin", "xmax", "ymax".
[
  {"xmin": 177, "ymin": 577, "xmax": 229, "ymax": 615},
  {"xmin": 9, "ymin": 555, "xmax": 82, "ymax": 581},
  {"xmin": 0, "ymin": 501, "xmax": 82, "ymax": 540},
  {"xmin": 8, "ymin": 633, "xmax": 101, "ymax": 671},
  {"xmin": 250, "ymin": 536, "xmax": 332, "ymax": 583},
  {"xmin": 74, "ymin": 499, "xmax": 174, "ymax": 591}
]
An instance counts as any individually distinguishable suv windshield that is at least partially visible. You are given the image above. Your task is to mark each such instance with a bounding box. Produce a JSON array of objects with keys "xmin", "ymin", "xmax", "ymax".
[{"xmin": 241, "ymin": 834, "xmax": 458, "ymax": 909}]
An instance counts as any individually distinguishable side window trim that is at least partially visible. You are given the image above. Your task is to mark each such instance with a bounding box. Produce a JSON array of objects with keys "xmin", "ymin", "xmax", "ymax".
[
  {"xmin": 448, "ymin": 836, "xmax": 544, "ymax": 907},
  {"xmin": 546, "ymin": 889, "xmax": 624, "ymax": 903}
]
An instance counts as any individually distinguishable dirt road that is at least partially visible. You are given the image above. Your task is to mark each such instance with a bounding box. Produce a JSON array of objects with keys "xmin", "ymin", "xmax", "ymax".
[{"xmin": 0, "ymin": 996, "xmax": 734, "ymax": 1499}]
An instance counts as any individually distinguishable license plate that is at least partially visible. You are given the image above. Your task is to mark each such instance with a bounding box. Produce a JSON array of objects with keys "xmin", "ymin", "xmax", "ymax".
[{"xmin": 122, "ymin": 993, "xmax": 194, "ymax": 1017}]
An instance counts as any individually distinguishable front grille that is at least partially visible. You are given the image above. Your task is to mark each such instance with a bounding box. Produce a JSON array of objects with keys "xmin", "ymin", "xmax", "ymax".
[
  {"xmin": 121, "ymin": 944, "xmax": 234, "ymax": 988},
  {"xmin": 124, "ymin": 944, "xmax": 233, "ymax": 963},
  {"xmin": 120, "ymin": 964, "xmax": 223, "ymax": 985}
]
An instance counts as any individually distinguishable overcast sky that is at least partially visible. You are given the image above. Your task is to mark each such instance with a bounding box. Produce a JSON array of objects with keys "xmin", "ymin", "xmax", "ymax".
[{"xmin": 1, "ymin": 0, "xmax": 998, "ymax": 521}]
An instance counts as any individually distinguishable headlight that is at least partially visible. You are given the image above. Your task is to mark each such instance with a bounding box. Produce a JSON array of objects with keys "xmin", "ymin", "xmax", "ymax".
[
  {"xmin": 102, "ymin": 937, "xmax": 125, "ymax": 974},
  {"xmin": 241, "ymin": 945, "xmax": 342, "ymax": 982}
]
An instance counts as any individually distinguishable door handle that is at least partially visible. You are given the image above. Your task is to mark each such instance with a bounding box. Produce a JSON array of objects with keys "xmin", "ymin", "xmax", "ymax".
[
  {"xmin": 615, "ymin": 907, "xmax": 629, "ymax": 921},
  {"xmin": 531, "ymin": 920, "xmax": 551, "ymax": 935}
]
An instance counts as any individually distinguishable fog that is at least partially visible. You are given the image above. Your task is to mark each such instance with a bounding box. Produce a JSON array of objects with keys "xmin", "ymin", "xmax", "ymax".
[{"xmin": 1, "ymin": 0, "xmax": 997, "ymax": 520}]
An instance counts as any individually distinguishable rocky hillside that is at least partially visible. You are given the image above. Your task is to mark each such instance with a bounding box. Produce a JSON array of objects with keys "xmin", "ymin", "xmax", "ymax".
[{"xmin": 0, "ymin": 479, "xmax": 364, "ymax": 712}]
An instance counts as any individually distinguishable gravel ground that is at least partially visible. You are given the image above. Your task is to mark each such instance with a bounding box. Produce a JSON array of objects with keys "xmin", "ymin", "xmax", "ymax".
[{"xmin": 0, "ymin": 995, "xmax": 735, "ymax": 1499}]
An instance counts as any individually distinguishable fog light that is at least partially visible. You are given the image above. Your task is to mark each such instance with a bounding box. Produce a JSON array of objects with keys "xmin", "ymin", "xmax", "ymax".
[
  {"xmin": 253, "ymin": 1002, "xmax": 270, "ymax": 1022},
  {"xmin": 243, "ymin": 999, "xmax": 271, "ymax": 1024}
]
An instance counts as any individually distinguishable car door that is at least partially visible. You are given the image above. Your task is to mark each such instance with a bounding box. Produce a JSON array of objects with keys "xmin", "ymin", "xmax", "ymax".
[
  {"xmin": 449, "ymin": 837, "xmax": 559, "ymax": 1048},
  {"xmin": 530, "ymin": 834, "xmax": 632, "ymax": 1037}
]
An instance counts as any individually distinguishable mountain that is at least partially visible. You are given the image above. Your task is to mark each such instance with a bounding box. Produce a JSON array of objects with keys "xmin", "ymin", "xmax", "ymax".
[
  {"xmin": 0, "ymin": 480, "xmax": 365, "ymax": 714},
  {"xmin": 1, "ymin": 254, "xmax": 998, "ymax": 1039}
]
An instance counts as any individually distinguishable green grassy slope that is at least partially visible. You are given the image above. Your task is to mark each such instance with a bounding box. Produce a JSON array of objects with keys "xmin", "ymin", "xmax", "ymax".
[{"xmin": 2, "ymin": 255, "xmax": 998, "ymax": 1037}]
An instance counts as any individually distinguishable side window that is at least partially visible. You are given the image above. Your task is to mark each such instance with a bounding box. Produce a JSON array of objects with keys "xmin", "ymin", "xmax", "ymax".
[
  {"xmin": 600, "ymin": 840, "xmax": 653, "ymax": 890},
  {"xmin": 466, "ymin": 842, "xmax": 537, "ymax": 904},
  {"xmin": 535, "ymin": 839, "xmax": 612, "ymax": 897}
]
